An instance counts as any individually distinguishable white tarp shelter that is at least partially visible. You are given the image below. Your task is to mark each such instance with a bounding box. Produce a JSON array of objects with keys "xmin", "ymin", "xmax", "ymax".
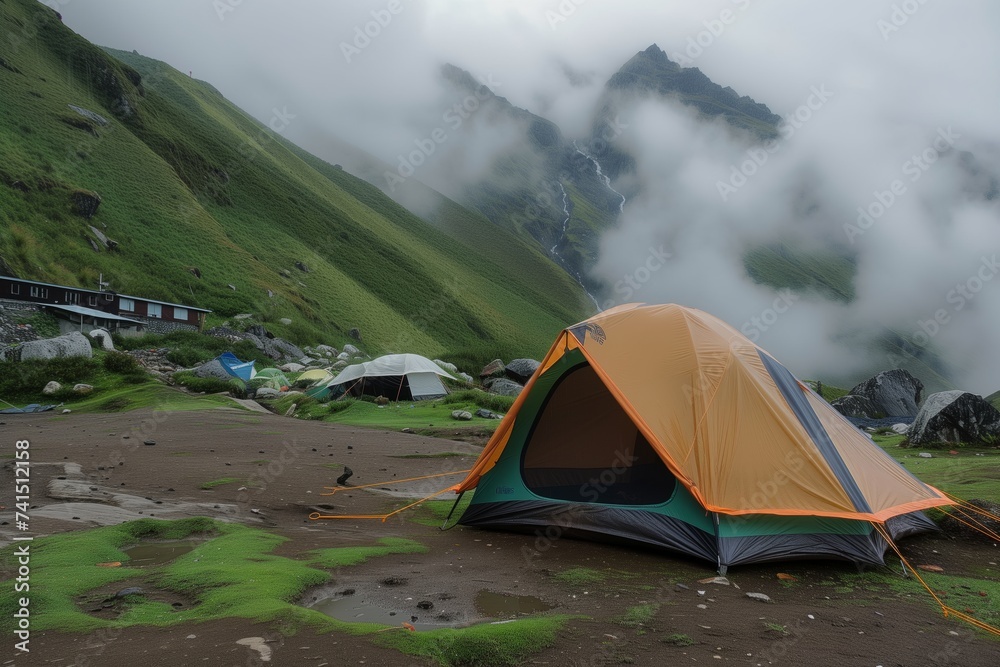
[{"xmin": 326, "ymin": 353, "xmax": 455, "ymax": 401}]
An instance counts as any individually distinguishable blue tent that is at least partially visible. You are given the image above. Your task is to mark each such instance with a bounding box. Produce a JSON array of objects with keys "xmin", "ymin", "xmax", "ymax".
[{"xmin": 217, "ymin": 352, "xmax": 255, "ymax": 381}]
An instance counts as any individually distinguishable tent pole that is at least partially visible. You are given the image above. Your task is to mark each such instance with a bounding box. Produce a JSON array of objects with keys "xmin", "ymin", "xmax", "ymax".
[
  {"xmin": 440, "ymin": 491, "xmax": 465, "ymax": 530},
  {"xmin": 712, "ymin": 512, "xmax": 726, "ymax": 575}
]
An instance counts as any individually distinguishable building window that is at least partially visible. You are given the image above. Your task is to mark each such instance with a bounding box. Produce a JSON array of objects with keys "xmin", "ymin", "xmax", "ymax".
[
  {"xmin": 173, "ymin": 307, "xmax": 188, "ymax": 321},
  {"xmin": 120, "ymin": 298, "xmax": 135, "ymax": 312},
  {"xmin": 148, "ymin": 303, "xmax": 162, "ymax": 318},
  {"xmin": 10, "ymin": 284, "xmax": 19, "ymax": 295},
  {"xmin": 105, "ymin": 293, "xmax": 113, "ymax": 301},
  {"xmin": 29, "ymin": 286, "xmax": 48, "ymax": 299},
  {"xmin": 65, "ymin": 291, "xmax": 80, "ymax": 304},
  {"xmin": 88, "ymin": 295, "xmax": 98, "ymax": 306}
]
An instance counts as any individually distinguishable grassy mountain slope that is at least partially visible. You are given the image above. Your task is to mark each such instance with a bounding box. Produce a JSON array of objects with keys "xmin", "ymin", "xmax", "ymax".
[{"xmin": 0, "ymin": 0, "xmax": 588, "ymax": 362}]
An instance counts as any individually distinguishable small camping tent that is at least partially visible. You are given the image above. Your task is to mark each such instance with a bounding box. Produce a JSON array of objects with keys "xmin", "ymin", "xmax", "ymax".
[
  {"xmin": 325, "ymin": 354, "xmax": 455, "ymax": 401},
  {"xmin": 454, "ymin": 304, "xmax": 950, "ymax": 571}
]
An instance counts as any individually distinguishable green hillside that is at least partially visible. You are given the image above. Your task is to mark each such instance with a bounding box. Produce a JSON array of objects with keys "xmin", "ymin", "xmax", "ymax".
[{"xmin": 0, "ymin": 0, "xmax": 588, "ymax": 362}]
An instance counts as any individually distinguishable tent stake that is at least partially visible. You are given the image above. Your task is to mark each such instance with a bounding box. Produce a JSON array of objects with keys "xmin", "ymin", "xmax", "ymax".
[{"xmin": 440, "ymin": 491, "xmax": 465, "ymax": 530}]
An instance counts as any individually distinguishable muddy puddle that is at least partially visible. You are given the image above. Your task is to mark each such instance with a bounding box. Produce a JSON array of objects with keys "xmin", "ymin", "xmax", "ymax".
[
  {"xmin": 123, "ymin": 540, "xmax": 198, "ymax": 566},
  {"xmin": 308, "ymin": 589, "xmax": 553, "ymax": 631}
]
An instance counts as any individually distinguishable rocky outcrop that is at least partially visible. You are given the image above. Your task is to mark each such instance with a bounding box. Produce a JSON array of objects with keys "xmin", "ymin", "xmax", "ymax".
[
  {"xmin": 505, "ymin": 358, "xmax": 540, "ymax": 384},
  {"xmin": 831, "ymin": 395, "xmax": 881, "ymax": 419},
  {"xmin": 2, "ymin": 331, "xmax": 93, "ymax": 361},
  {"xmin": 908, "ymin": 391, "xmax": 1000, "ymax": 446},
  {"xmin": 70, "ymin": 189, "xmax": 102, "ymax": 218},
  {"xmin": 849, "ymin": 370, "xmax": 924, "ymax": 417}
]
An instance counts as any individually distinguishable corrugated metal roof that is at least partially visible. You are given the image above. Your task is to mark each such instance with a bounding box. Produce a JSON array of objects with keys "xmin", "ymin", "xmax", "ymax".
[{"xmin": 43, "ymin": 303, "xmax": 144, "ymax": 324}]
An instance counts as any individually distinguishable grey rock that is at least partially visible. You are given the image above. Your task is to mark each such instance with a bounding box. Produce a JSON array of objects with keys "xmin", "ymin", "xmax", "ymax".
[
  {"xmin": 299, "ymin": 357, "xmax": 316, "ymax": 366},
  {"xmin": 475, "ymin": 408, "xmax": 503, "ymax": 420},
  {"xmin": 193, "ymin": 359, "xmax": 232, "ymax": 381},
  {"xmin": 433, "ymin": 359, "xmax": 458, "ymax": 374},
  {"xmin": 908, "ymin": 390, "xmax": 1000, "ymax": 446},
  {"xmin": 88, "ymin": 328, "xmax": 114, "ymax": 350},
  {"xmin": 279, "ymin": 363, "xmax": 305, "ymax": 373},
  {"xmin": 917, "ymin": 452, "xmax": 933, "ymax": 458},
  {"xmin": 849, "ymin": 369, "xmax": 924, "ymax": 417},
  {"xmin": 246, "ymin": 324, "xmax": 272, "ymax": 339},
  {"xmin": 72, "ymin": 383, "xmax": 94, "ymax": 395},
  {"xmin": 745, "ymin": 592, "xmax": 771, "ymax": 603},
  {"xmin": 70, "ymin": 190, "xmax": 102, "ymax": 218},
  {"xmin": 342, "ymin": 343, "xmax": 360, "ymax": 356},
  {"xmin": 42, "ymin": 380, "xmax": 62, "ymax": 395},
  {"xmin": 254, "ymin": 387, "xmax": 280, "ymax": 399},
  {"xmin": 891, "ymin": 423, "xmax": 910, "ymax": 434},
  {"xmin": 451, "ymin": 410, "xmax": 473, "ymax": 421},
  {"xmin": 279, "ymin": 317, "xmax": 292, "ymax": 326},
  {"xmin": 485, "ymin": 378, "xmax": 523, "ymax": 397},
  {"xmin": 270, "ymin": 337, "xmax": 305, "ymax": 361},
  {"xmin": 480, "ymin": 359, "xmax": 505, "ymax": 379},
  {"xmin": 331, "ymin": 360, "xmax": 348, "ymax": 370},
  {"xmin": 831, "ymin": 395, "xmax": 880, "ymax": 419},
  {"xmin": 505, "ymin": 358, "xmax": 540, "ymax": 384},
  {"xmin": 68, "ymin": 104, "xmax": 110, "ymax": 126},
  {"xmin": 2, "ymin": 331, "xmax": 93, "ymax": 361},
  {"xmin": 113, "ymin": 587, "xmax": 144, "ymax": 599},
  {"xmin": 456, "ymin": 372, "xmax": 474, "ymax": 384},
  {"xmin": 348, "ymin": 328, "xmax": 362, "ymax": 341},
  {"xmin": 316, "ymin": 344, "xmax": 338, "ymax": 357}
]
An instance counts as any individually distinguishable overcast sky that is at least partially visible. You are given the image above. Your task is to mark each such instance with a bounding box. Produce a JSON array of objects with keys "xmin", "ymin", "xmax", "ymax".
[{"xmin": 56, "ymin": 1, "xmax": 1000, "ymax": 392}]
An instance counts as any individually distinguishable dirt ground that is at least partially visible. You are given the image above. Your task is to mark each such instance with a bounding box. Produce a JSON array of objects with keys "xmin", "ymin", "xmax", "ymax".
[{"xmin": 2, "ymin": 404, "xmax": 999, "ymax": 666}]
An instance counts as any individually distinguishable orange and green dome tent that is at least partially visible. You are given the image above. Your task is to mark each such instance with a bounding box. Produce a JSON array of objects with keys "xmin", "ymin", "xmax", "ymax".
[{"xmin": 454, "ymin": 303, "xmax": 950, "ymax": 571}]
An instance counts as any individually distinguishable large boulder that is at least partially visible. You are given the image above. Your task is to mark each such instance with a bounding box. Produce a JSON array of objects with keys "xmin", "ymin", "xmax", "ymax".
[
  {"xmin": 480, "ymin": 359, "xmax": 506, "ymax": 379},
  {"xmin": 849, "ymin": 369, "xmax": 924, "ymax": 417},
  {"xmin": 193, "ymin": 359, "xmax": 232, "ymax": 381},
  {"xmin": 831, "ymin": 395, "xmax": 881, "ymax": 419},
  {"xmin": 2, "ymin": 331, "xmax": 93, "ymax": 361},
  {"xmin": 907, "ymin": 390, "xmax": 1000, "ymax": 446},
  {"xmin": 484, "ymin": 378, "xmax": 523, "ymax": 397},
  {"xmin": 88, "ymin": 328, "xmax": 114, "ymax": 350},
  {"xmin": 505, "ymin": 358, "xmax": 540, "ymax": 384},
  {"xmin": 270, "ymin": 337, "xmax": 305, "ymax": 361}
]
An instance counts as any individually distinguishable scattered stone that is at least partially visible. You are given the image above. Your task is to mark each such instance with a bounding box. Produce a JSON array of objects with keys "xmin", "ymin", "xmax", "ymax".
[
  {"xmin": 279, "ymin": 362, "xmax": 305, "ymax": 373},
  {"xmin": 342, "ymin": 343, "xmax": 360, "ymax": 356},
  {"xmin": 68, "ymin": 104, "xmax": 110, "ymax": 126},
  {"xmin": 295, "ymin": 261, "xmax": 309, "ymax": 273},
  {"xmin": 62, "ymin": 408, "xmax": 72, "ymax": 414},
  {"xmin": 451, "ymin": 410, "xmax": 473, "ymax": 421},
  {"xmin": 916, "ymin": 564, "xmax": 944, "ymax": 573},
  {"xmin": 348, "ymin": 328, "xmax": 362, "ymax": 341},
  {"xmin": 279, "ymin": 317, "xmax": 292, "ymax": 326},
  {"xmin": 698, "ymin": 576, "xmax": 730, "ymax": 586},
  {"xmin": 401, "ymin": 428, "xmax": 414, "ymax": 434},
  {"xmin": 381, "ymin": 577, "xmax": 408, "ymax": 587},
  {"xmin": 284, "ymin": 403, "xmax": 297, "ymax": 417},
  {"xmin": 72, "ymin": 383, "xmax": 94, "ymax": 395},
  {"xmin": 475, "ymin": 408, "xmax": 502, "ymax": 420},
  {"xmin": 745, "ymin": 592, "xmax": 771, "ymax": 603},
  {"xmin": 456, "ymin": 372, "xmax": 474, "ymax": 385},
  {"xmin": 917, "ymin": 452, "xmax": 933, "ymax": 458},
  {"xmin": 143, "ymin": 440, "xmax": 156, "ymax": 446},
  {"xmin": 416, "ymin": 600, "xmax": 434, "ymax": 610},
  {"xmin": 336, "ymin": 466, "xmax": 353, "ymax": 486},
  {"xmin": 254, "ymin": 387, "xmax": 280, "ymax": 399},
  {"xmin": 235, "ymin": 637, "xmax": 271, "ymax": 663},
  {"xmin": 42, "ymin": 380, "xmax": 62, "ymax": 395}
]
